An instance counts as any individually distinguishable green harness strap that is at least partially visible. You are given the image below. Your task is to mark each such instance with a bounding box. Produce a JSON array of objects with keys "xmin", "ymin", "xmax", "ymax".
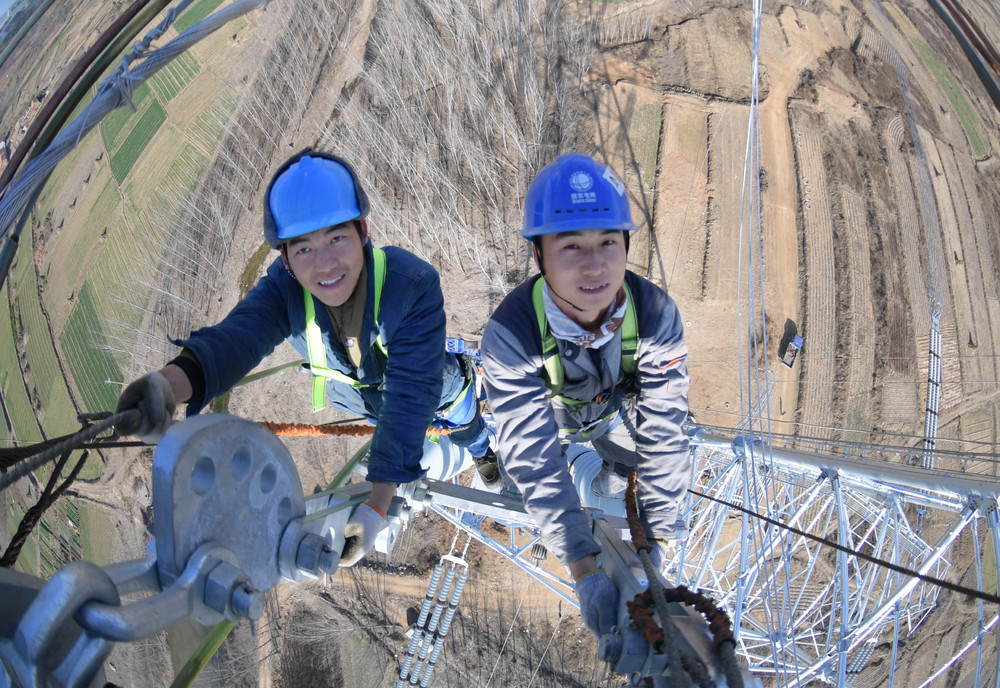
[
  {"xmin": 304, "ymin": 248, "xmax": 387, "ymax": 412},
  {"xmin": 531, "ymin": 277, "xmax": 637, "ymax": 404}
]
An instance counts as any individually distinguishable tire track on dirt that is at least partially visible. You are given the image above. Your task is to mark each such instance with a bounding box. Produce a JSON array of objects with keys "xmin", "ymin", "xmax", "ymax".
[
  {"xmin": 955, "ymin": 151, "xmax": 1000, "ymax": 391},
  {"xmin": 885, "ymin": 116, "xmax": 931, "ymax": 341}
]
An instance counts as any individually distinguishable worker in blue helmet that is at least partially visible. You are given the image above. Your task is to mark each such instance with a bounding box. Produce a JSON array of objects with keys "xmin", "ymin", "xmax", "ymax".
[
  {"xmin": 479, "ymin": 153, "xmax": 691, "ymax": 638},
  {"xmin": 115, "ymin": 148, "xmax": 494, "ymax": 567}
]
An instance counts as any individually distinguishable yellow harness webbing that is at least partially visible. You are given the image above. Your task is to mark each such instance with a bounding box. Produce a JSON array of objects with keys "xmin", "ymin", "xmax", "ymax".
[
  {"xmin": 531, "ymin": 277, "xmax": 638, "ymax": 403},
  {"xmin": 303, "ymin": 248, "xmax": 386, "ymax": 412}
]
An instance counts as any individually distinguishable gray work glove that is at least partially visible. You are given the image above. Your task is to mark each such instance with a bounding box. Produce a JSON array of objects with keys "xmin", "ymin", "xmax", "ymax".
[
  {"xmin": 340, "ymin": 503, "xmax": 387, "ymax": 567},
  {"xmin": 114, "ymin": 371, "xmax": 176, "ymax": 444},
  {"xmin": 574, "ymin": 570, "xmax": 619, "ymax": 637}
]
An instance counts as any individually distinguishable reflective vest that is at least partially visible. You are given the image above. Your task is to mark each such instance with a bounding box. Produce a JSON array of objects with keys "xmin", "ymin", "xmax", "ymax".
[
  {"xmin": 531, "ymin": 277, "xmax": 637, "ymax": 406},
  {"xmin": 303, "ymin": 248, "xmax": 387, "ymax": 412},
  {"xmin": 301, "ymin": 249, "xmax": 476, "ymax": 424}
]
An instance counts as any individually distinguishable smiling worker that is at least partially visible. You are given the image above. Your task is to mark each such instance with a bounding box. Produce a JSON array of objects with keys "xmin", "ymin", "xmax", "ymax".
[
  {"xmin": 115, "ymin": 148, "xmax": 493, "ymax": 566},
  {"xmin": 478, "ymin": 153, "xmax": 691, "ymax": 637}
]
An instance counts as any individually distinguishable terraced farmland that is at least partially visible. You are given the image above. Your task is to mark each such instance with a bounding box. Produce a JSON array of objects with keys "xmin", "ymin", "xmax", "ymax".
[
  {"xmin": 148, "ymin": 51, "xmax": 200, "ymax": 103},
  {"xmin": 99, "ymin": 82, "xmax": 154, "ymax": 152},
  {"xmin": 59, "ymin": 281, "xmax": 123, "ymax": 414},
  {"xmin": 789, "ymin": 106, "xmax": 835, "ymax": 437},
  {"xmin": 109, "ymin": 99, "xmax": 167, "ymax": 183},
  {"xmin": 841, "ymin": 188, "xmax": 874, "ymax": 433}
]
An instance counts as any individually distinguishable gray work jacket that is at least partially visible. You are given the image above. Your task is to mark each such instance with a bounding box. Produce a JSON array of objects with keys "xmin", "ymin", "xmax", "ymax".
[{"xmin": 481, "ymin": 271, "xmax": 690, "ymax": 565}]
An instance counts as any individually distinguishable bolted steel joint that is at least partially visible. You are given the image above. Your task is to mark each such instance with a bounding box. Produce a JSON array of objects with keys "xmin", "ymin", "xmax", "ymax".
[
  {"xmin": 204, "ymin": 560, "xmax": 261, "ymax": 620},
  {"xmin": 231, "ymin": 583, "xmax": 265, "ymax": 620},
  {"xmin": 295, "ymin": 532, "xmax": 337, "ymax": 576}
]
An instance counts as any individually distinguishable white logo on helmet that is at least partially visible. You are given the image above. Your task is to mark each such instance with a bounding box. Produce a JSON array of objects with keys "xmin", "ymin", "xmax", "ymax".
[
  {"xmin": 569, "ymin": 171, "xmax": 593, "ymax": 192},
  {"xmin": 568, "ymin": 171, "xmax": 596, "ymax": 204}
]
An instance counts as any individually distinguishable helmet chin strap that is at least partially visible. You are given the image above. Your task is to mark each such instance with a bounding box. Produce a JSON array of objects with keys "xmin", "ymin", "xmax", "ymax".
[
  {"xmin": 547, "ymin": 284, "xmax": 586, "ymax": 313},
  {"xmin": 280, "ymin": 245, "xmax": 296, "ymax": 279},
  {"xmin": 532, "ymin": 240, "xmax": 585, "ymax": 313}
]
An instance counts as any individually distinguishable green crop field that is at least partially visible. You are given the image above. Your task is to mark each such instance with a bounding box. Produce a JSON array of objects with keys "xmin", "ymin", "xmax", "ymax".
[
  {"xmin": 0, "ymin": 350, "xmax": 42, "ymax": 445},
  {"xmin": 99, "ymin": 82, "xmax": 153, "ymax": 153},
  {"xmin": 83, "ymin": 216, "xmax": 156, "ymax": 355},
  {"xmin": 2, "ymin": 301, "xmax": 43, "ymax": 445},
  {"xmin": 149, "ymin": 51, "xmax": 201, "ymax": 102},
  {"xmin": 7, "ymin": 227, "xmax": 82, "ymax": 440},
  {"xmin": 41, "ymin": 375, "xmax": 81, "ymax": 439},
  {"xmin": 174, "ymin": 0, "xmax": 228, "ymax": 34},
  {"xmin": 629, "ymin": 103, "xmax": 662, "ymax": 189},
  {"xmin": 911, "ymin": 38, "xmax": 990, "ymax": 158},
  {"xmin": 13, "ymin": 262, "xmax": 62, "ymax": 412},
  {"xmin": 186, "ymin": 87, "xmax": 238, "ymax": 152},
  {"xmin": 60, "ymin": 281, "xmax": 125, "ymax": 414},
  {"xmin": 125, "ymin": 125, "xmax": 208, "ymax": 213},
  {"xmin": 79, "ymin": 501, "xmax": 114, "ymax": 564},
  {"xmin": 43, "ymin": 172, "xmax": 120, "ymax": 318},
  {"xmin": 110, "ymin": 99, "xmax": 167, "ymax": 183}
]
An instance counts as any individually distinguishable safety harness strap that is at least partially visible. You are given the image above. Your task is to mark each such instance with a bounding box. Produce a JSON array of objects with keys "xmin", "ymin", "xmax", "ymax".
[
  {"xmin": 304, "ymin": 248, "xmax": 387, "ymax": 412},
  {"xmin": 531, "ymin": 277, "xmax": 637, "ymax": 403}
]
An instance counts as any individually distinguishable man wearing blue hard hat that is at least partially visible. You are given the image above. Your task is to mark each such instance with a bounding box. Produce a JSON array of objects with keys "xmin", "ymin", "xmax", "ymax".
[
  {"xmin": 115, "ymin": 148, "xmax": 494, "ymax": 566},
  {"xmin": 479, "ymin": 152, "xmax": 691, "ymax": 638}
]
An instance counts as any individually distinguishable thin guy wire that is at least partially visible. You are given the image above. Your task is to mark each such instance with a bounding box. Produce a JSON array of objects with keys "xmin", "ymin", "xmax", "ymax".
[{"xmin": 485, "ymin": 578, "xmax": 531, "ymax": 687}]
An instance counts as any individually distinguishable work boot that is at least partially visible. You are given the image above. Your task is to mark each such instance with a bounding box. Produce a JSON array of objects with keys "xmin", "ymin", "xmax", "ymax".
[{"xmin": 473, "ymin": 448, "xmax": 503, "ymax": 491}]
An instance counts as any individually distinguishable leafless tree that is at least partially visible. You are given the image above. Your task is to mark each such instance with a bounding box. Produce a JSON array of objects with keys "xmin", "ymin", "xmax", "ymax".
[{"xmin": 320, "ymin": 0, "xmax": 598, "ymax": 317}]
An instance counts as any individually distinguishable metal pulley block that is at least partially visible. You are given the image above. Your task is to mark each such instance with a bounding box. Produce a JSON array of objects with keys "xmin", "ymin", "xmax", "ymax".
[{"xmin": 153, "ymin": 414, "xmax": 307, "ymax": 623}]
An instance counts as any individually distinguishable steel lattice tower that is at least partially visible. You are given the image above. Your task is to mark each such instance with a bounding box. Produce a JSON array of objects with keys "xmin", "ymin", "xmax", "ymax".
[{"xmin": 666, "ymin": 425, "xmax": 1000, "ymax": 687}]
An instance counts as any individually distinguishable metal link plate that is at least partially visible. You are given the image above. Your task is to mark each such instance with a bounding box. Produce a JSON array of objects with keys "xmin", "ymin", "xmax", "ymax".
[{"xmin": 152, "ymin": 414, "xmax": 305, "ymax": 592}]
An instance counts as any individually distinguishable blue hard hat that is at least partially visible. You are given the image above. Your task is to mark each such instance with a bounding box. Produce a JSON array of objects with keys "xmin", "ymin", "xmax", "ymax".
[
  {"xmin": 263, "ymin": 149, "xmax": 370, "ymax": 248},
  {"xmin": 522, "ymin": 153, "xmax": 635, "ymax": 239}
]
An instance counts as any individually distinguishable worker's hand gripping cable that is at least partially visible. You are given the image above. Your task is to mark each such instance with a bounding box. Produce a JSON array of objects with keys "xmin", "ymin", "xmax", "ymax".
[
  {"xmin": 340, "ymin": 502, "xmax": 388, "ymax": 566},
  {"xmin": 114, "ymin": 370, "xmax": 176, "ymax": 444},
  {"xmin": 574, "ymin": 569, "xmax": 620, "ymax": 636}
]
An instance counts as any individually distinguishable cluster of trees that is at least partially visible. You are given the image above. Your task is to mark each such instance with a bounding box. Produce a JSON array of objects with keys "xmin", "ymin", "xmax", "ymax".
[
  {"xmin": 269, "ymin": 566, "xmax": 611, "ymax": 688},
  {"xmin": 320, "ymin": 0, "xmax": 598, "ymax": 317}
]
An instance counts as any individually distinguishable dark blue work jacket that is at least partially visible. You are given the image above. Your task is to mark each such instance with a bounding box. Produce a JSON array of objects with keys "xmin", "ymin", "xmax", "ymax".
[{"xmin": 177, "ymin": 243, "xmax": 464, "ymax": 484}]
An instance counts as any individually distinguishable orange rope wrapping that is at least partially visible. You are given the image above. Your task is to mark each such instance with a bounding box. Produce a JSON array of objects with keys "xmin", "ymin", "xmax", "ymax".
[{"xmin": 257, "ymin": 421, "xmax": 456, "ymax": 438}]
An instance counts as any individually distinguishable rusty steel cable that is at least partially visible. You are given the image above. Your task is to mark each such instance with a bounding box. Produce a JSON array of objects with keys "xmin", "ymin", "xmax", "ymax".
[
  {"xmin": 625, "ymin": 471, "xmax": 743, "ymax": 688},
  {"xmin": 0, "ymin": 411, "xmax": 136, "ymax": 491},
  {"xmin": 625, "ymin": 471, "xmax": 689, "ymax": 686},
  {"xmin": 1, "ymin": 414, "xmax": 461, "ymax": 488}
]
